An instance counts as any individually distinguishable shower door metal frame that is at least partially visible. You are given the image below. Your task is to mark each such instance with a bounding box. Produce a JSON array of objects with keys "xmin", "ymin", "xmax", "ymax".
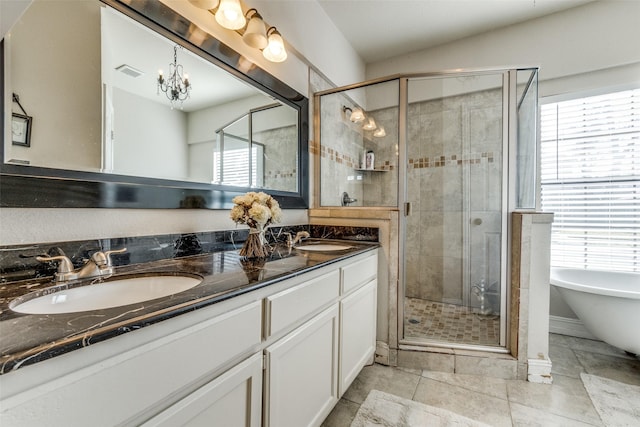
[
  {"xmin": 397, "ymin": 68, "xmax": 522, "ymax": 353},
  {"xmin": 312, "ymin": 66, "xmax": 538, "ymax": 355}
]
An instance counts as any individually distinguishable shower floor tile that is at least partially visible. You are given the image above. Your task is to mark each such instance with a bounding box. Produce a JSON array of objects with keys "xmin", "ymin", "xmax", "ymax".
[{"xmin": 404, "ymin": 297, "xmax": 500, "ymax": 346}]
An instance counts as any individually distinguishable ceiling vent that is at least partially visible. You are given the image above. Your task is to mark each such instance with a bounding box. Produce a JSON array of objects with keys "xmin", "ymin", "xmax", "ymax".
[{"xmin": 115, "ymin": 64, "xmax": 144, "ymax": 78}]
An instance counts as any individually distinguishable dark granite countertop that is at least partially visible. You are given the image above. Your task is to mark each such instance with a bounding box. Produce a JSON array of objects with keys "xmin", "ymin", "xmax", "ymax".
[{"xmin": 0, "ymin": 240, "xmax": 378, "ymax": 375}]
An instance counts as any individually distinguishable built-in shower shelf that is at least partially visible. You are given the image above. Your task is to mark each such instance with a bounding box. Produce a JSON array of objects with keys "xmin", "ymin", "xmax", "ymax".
[{"xmin": 354, "ymin": 168, "xmax": 390, "ymax": 172}]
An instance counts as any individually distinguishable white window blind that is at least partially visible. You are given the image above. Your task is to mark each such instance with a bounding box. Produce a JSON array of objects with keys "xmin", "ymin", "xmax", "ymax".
[
  {"xmin": 213, "ymin": 146, "xmax": 258, "ymax": 186},
  {"xmin": 212, "ymin": 137, "xmax": 264, "ymax": 187},
  {"xmin": 540, "ymin": 88, "xmax": 640, "ymax": 272}
]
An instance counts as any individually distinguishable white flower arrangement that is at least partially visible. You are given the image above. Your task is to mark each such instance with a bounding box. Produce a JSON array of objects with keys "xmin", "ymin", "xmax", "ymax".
[
  {"xmin": 230, "ymin": 191, "xmax": 282, "ymax": 229},
  {"xmin": 230, "ymin": 192, "xmax": 281, "ymax": 258}
]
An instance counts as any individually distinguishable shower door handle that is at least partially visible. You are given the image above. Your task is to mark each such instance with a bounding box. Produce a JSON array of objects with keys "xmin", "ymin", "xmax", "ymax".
[{"xmin": 404, "ymin": 202, "xmax": 412, "ymax": 216}]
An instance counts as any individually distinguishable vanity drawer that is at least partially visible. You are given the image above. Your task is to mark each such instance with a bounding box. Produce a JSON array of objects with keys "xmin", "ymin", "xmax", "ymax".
[
  {"xmin": 265, "ymin": 269, "xmax": 340, "ymax": 338},
  {"xmin": 341, "ymin": 253, "xmax": 377, "ymax": 295}
]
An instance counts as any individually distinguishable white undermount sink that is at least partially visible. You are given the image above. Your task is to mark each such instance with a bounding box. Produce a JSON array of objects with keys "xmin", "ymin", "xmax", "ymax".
[
  {"xmin": 295, "ymin": 243, "xmax": 353, "ymax": 252},
  {"xmin": 10, "ymin": 274, "xmax": 202, "ymax": 315}
]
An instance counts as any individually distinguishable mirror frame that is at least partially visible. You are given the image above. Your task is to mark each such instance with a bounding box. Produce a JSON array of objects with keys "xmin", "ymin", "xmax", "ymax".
[{"xmin": 0, "ymin": 0, "xmax": 309, "ymax": 209}]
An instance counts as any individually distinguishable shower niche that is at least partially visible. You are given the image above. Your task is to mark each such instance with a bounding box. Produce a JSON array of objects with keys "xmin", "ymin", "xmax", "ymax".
[{"xmin": 315, "ymin": 68, "xmax": 538, "ymax": 352}]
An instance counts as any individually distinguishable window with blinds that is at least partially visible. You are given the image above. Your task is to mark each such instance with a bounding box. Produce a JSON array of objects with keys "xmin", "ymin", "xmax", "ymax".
[
  {"xmin": 213, "ymin": 142, "xmax": 265, "ymax": 187},
  {"xmin": 540, "ymin": 88, "xmax": 639, "ymax": 272}
]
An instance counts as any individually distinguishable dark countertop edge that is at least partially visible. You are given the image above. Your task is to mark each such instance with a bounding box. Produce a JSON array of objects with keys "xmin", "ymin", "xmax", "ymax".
[{"xmin": 0, "ymin": 243, "xmax": 378, "ymax": 375}]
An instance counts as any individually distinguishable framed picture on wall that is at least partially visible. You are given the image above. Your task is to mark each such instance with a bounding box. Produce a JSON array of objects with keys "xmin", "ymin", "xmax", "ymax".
[{"xmin": 11, "ymin": 113, "xmax": 32, "ymax": 147}]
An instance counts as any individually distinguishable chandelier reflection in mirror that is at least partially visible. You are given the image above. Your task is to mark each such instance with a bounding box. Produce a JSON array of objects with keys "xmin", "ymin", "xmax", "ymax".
[{"xmin": 157, "ymin": 45, "xmax": 192, "ymax": 109}]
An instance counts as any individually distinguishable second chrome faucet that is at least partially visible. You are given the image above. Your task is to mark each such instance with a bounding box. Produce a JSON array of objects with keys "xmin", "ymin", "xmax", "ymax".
[
  {"xmin": 285, "ymin": 231, "xmax": 310, "ymax": 248},
  {"xmin": 37, "ymin": 248, "xmax": 127, "ymax": 283}
]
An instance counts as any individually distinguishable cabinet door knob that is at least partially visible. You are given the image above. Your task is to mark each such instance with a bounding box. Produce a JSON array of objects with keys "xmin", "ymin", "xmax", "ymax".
[{"xmin": 473, "ymin": 218, "xmax": 483, "ymax": 225}]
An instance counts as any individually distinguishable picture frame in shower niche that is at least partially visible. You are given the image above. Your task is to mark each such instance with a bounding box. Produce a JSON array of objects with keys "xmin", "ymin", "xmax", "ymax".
[{"xmin": 11, "ymin": 113, "xmax": 32, "ymax": 147}]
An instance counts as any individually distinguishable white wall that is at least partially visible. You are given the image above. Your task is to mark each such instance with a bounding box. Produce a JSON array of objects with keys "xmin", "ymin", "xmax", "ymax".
[
  {"xmin": 113, "ymin": 88, "xmax": 189, "ymax": 181},
  {"xmin": 366, "ymin": 1, "xmax": 640, "ymax": 92},
  {"xmin": 4, "ymin": 0, "xmax": 102, "ymax": 172},
  {"xmin": 246, "ymin": 0, "xmax": 366, "ymax": 87},
  {"xmin": 0, "ymin": 0, "xmax": 31, "ymax": 39}
]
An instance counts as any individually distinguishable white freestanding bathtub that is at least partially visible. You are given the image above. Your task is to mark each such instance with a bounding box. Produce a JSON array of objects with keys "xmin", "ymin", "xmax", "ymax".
[{"xmin": 550, "ymin": 268, "xmax": 640, "ymax": 355}]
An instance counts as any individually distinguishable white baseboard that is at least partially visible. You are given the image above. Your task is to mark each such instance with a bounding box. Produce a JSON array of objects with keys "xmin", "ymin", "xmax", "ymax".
[
  {"xmin": 528, "ymin": 357, "xmax": 553, "ymax": 384},
  {"xmin": 549, "ymin": 315, "xmax": 598, "ymax": 340}
]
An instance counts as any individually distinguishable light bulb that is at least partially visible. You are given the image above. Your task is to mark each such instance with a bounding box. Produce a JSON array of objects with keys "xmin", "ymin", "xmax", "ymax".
[
  {"xmin": 263, "ymin": 27, "xmax": 287, "ymax": 62},
  {"xmin": 363, "ymin": 117, "xmax": 377, "ymax": 130},
  {"xmin": 374, "ymin": 126, "xmax": 386, "ymax": 137},
  {"xmin": 215, "ymin": 0, "xmax": 245, "ymax": 30},
  {"xmin": 349, "ymin": 108, "xmax": 365, "ymax": 123},
  {"xmin": 187, "ymin": 0, "xmax": 219, "ymax": 9},
  {"xmin": 243, "ymin": 9, "xmax": 267, "ymax": 49}
]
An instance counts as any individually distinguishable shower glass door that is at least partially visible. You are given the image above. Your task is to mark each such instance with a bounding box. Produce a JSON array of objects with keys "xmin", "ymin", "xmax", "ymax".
[{"xmin": 401, "ymin": 72, "xmax": 507, "ymax": 349}]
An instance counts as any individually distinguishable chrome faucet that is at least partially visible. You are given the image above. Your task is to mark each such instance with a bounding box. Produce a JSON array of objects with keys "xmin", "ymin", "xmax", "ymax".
[
  {"xmin": 37, "ymin": 248, "xmax": 127, "ymax": 283},
  {"xmin": 285, "ymin": 231, "xmax": 310, "ymax": 248}
]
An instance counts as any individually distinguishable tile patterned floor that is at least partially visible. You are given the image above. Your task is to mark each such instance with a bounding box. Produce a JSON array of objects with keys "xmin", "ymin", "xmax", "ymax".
[
  {"xmin": 404, "ymin": 297, "xmax": 500, "ymax": 346},
  {"xmin": 322, "ymin": 333, "xmax": 640, "ymax": 426}
]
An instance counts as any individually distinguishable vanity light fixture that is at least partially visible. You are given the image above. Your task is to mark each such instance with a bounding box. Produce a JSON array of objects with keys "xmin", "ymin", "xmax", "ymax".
[
  {"xmin": 362, "ymin": 117, "xmax": 377, "ymax": 130},
  {"xmin": 342, "ymin": 106, "xmax": 365, "ymax": 123},
  {"xmin": 343, "ymin": 105, "xmax": 384, "ymax": 135},
  {"xmin": 215, "ymin": 0, "xmax": 246, "ymax": 30},
  {"xmin": 263, "ymin": 27, "xmax": 287, "ymax": 62},
  {"xmin": 242, "ymin": 9, "xmax": 267, "ymax": 49},
  {"xmin": 373, "ymin": 126, "xmax": 386, "ymax": 137},
  {"xmin": 189, "ymin": 0, "xmax": 288, "ymax": 63},
  {"xmin": 157, "ymin": 45, "xmax": 191, "ymax": 108}
]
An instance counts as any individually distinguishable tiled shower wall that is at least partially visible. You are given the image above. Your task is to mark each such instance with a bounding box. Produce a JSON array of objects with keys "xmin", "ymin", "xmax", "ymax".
[
  {"xmin": 403, "ymin": 89, "xmax": 503, "ymax": 311},
  {"xmin": 361, "ymin": 108, "xmax": 399, "ymax": 207},
  {"xmin": 319, "ymin": 92, "xmax": 366, "ymax": 206}
]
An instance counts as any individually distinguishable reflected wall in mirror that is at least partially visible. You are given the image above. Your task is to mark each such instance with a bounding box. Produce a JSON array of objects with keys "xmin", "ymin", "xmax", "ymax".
[{"xmin": 1, "ymin": 0, "xmax": 308, "ymax": 208}]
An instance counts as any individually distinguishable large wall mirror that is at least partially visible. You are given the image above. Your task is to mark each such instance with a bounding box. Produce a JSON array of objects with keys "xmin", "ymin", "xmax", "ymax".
[{"xmin": 0, "ymin": 0, "xmax": 309, "ymax": 208}]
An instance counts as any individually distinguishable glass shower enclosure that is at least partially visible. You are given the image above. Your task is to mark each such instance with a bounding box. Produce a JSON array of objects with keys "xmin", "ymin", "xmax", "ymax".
[{"xmin": 315, "ymin": 68, "xmax": 538, "ymax": 351}]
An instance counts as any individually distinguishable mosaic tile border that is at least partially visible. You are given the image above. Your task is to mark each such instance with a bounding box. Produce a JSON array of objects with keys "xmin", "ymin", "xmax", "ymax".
[
  {"xmin": 409, "ymin": 152, "xmax": 495, "ymax": 169},
  {"xmin": 265, "ymin": 169, "xmax": 296, "ymax": 179},
  {"xmin": 316, "ymin": 143, "xmax": 488, "ymax": 172},
  {"xmin": 320, "ymin": 145, "xmax": 359, "ymax": 169},
  {"xmin": 319, "ymin": 145, "xmax": 397, "ymax": 171}
]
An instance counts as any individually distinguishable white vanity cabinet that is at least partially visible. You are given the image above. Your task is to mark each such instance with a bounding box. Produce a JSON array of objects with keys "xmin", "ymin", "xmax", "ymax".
[
  {"xmin": 339, "ymin": 279, "xmax": 377, "ymax": 395},
  {"xmin": 0, "ymin": 249, "xmax": 378, "ymax": 427},
  {"xmin": 264, "ymin": 305, "xmax": 340, "ymax": 427},
  {"xmin": 262, "ymin": 251, "xmax": 378, "ymax": 427},
  {"xmin": 263, "ymin": 269, "xmax": 341, "ymax": 427},
  {"xmin": 339, "ymin": 253, "xmax": 378, "ymax": 396},
  {"xmin": 142, "ymin": 351, "xmax": 263, "ymax": 427}
]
